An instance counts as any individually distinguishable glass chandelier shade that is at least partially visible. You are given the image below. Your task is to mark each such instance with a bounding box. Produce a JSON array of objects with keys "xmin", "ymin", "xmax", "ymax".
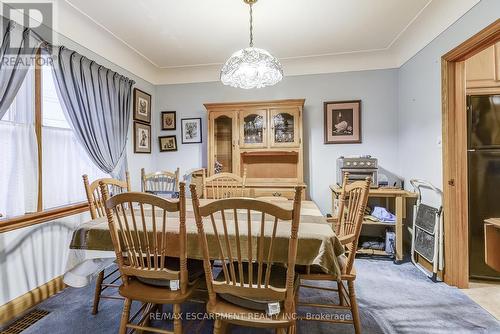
[
  {"xmin": 220, "ymin": 47, "xmax": 283, "ymax": 89},
  {"xmin": 220, "ymin": 0, "xmax": 283, "ymax": 89}
]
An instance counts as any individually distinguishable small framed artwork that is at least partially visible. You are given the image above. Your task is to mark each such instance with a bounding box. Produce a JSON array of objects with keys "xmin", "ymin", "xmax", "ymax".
[
  {"xmin": 181, "ymin": 118, "xmax": 202, "ymax": 144},
  {"xmin": 324, "ymin": 100, "xmax": 362, "ymax": 144},
  {"xmin": 133, "ymin": 88, "xmax": 152, "ymax": 123},
  {"xmin": 134, "ymin": 121, "xmax": 151, "ymax": 153},
  {"xmin": 159, "ymin": 135, "xmax": 178, "ymax": 152},
  {"xmin": 161, "ymin": 111, "xmax": 176, "ymax": 130}
]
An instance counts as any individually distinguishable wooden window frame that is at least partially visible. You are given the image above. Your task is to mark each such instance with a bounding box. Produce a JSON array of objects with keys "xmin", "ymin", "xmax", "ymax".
[
  {"xmin": 0, "ymin": 202, "xmax": 88, "ymax": 233},
  {"xmin": 0, "ymin": 49, "xmax": 89, "ymax": 232},
  {"xmin": 441, "ymin": 19, "xmax": 500, "ymax": 288},
  {"xmin": 35, "ymin": 49, "xmax": 43, "ymax": 211}
]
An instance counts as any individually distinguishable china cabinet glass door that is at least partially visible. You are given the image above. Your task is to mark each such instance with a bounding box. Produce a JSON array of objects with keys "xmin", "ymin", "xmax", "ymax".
[
  {"xmin": 212, "ymin": 112, "xmax": 236, "ymax": 173},
  {"xmin": 270, "ymin": 108, "xmax": 300, "ymax": 147},
  {"xmin": 239, "ymin": 109, "xmax": 267, "ymax": 148}
]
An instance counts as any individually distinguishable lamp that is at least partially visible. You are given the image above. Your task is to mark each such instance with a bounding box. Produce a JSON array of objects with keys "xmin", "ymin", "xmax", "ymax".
[{"xmin": 220, "ymin": 0, "xmax": 283, "ymax": 89}]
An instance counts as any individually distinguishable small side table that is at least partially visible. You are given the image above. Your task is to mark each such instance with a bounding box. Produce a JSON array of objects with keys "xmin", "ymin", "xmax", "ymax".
[{"xmin": 330, "ymin": 184, "xmax": 417, "ymax": 262}]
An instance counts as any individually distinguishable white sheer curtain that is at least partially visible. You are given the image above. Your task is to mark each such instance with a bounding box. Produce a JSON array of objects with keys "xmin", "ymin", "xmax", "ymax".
[
  {"xmin": 41, "ymin": 65, "xmax": 108, "ymax": 209},
  {"xmin": 0, "ymin": 70, "xmax": 38, "ymax": 218},
  {"xmin": 42, "ymin": 127, "xmax": 108, "ymax": 208}
]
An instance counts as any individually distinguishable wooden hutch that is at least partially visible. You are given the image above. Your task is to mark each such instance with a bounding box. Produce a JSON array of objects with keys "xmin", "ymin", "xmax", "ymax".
[{"xmin": 204, "ymin": 99, "xmax": 306, "ymax": 199}]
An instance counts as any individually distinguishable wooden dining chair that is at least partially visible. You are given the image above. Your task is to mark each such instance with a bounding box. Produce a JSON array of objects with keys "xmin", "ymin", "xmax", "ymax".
[
  {"xmin": 182, "ymin": 168, "xmax": 206, "ymax": 198},
  {"xmin": 297, "ymin": 176, "xmax": 370, "ymax": 334},
  {"xmin": 100, "ymin": 182, "xmax": 203, "ymax": 334},
  {"xmin": 141, "ymin": 168, "xmax": 180, "ymax": 197},
  {"xmin": 82, "ymin": 172, "xmax": 131, "ymax": 315},
  {"xmin": 203, "ymin": 168, "xmax": 247, "ymax": 199},
  {"xmin": 330, "ymin": 172, "xmax": 350, "ymax": 234},
  {"xmin": 191, "ymin": 183, "xmax": 303, "ymax": 334}
]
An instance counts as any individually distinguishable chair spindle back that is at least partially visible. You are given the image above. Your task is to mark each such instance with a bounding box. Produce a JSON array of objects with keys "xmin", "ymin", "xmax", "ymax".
[
  {"xmin": 100, "ymin": 182, "xmax": 189, "ymax": 292},
  {"xmin": 203, "ymin": 168, "xmax": 247, "ymax": 199},
  {"xmin": 141, "ymin": 168, "xmax": 180, "ymax": 196},
  {"xmin": 83, "ymin": 172, "xmax": 131, "ymax": 219},
  {"xmin": 336, "ymin": 175, "xmax": 371, "ymax": 274},
  {"xmin": 191, "ymin": 184, "xmax": 303, "ymax": 314}
]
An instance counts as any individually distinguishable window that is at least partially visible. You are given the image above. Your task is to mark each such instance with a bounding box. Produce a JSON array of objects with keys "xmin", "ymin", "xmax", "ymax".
[
  {"xmin": 0, "ymin": 54, "xmax": 108, "ymax": 218},
  {"xmin": 41, "ymin": 64, "xmax": 108, "ymax": 209},
  {"xmin": 0, "ymin": 71, "xmax": 37, "ymax": 218},
  {"xmin": 41, "ymin": 64, "xmax": 70, "ymax": 129}
]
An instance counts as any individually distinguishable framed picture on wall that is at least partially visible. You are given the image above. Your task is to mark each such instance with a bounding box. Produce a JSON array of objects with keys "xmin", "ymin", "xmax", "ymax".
[
  {"xmin": 324, "ymin": 100, "xmax": 362, "ymax": 144},
  {"xmin": 133, "ymin": 88, "xmax": 152, "ymax": 123},
  {"xmin": 161, "ymin": 111, "xmax": 176, "ymax": 130},
  {"xmin": 134, "ymin": 121, "xmax": 151, "ymax": 153},
  {"xmin": 159, "ymin": 135, "xmax": 177, "ymax": 152},
  {"xmin": 181, "ymin": 118, "xmax": 202, "ymax": 144}
]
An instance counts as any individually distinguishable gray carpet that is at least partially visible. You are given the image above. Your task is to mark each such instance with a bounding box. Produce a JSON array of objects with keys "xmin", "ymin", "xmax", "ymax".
[{"xmin": 7, "ymin": 259, "xmax": 500, "ymax": 334}]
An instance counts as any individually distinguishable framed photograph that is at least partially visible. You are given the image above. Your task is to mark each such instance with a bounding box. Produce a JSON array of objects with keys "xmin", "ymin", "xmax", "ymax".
[
  {"xmin": 133, "ymin": 88, "xmax": 152, "ymax": 123},
  {"xmin": 134, "ymin": 121, "xmax": 151, "ymax": 153},
  {"xmin": 159, "ymin": 135, "xmax": 178, "ymax": 152},
  {"xmin": 181, "ymin": 118, "xmax": 202, "ymax": 144},
  {"xmin": 324, "ymin": 100, "xmax": 362, "ymax": 144},
  {"xmin": 161, "ymin": 111, "xmax": 176, "ymax": 130}
]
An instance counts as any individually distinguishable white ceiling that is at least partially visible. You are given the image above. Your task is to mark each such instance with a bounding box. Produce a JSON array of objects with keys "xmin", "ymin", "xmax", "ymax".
[
  {"xmin": 65, "ymin": 0, "xmax": 431, "ymax": 68},
  {"xmin": 51, "ymin": 0, "xmax": 481, "ymax": 84}
]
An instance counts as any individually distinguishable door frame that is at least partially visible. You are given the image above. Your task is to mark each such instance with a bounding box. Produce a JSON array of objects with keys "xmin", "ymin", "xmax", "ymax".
[{"xmin": 441, "ymin": 19, "xmax": 500, "ymax": 288}]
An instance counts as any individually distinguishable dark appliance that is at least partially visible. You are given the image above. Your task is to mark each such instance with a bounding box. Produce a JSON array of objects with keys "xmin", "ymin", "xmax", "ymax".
[
  {"xmin": 336, "ymin": 156, "xmax": 378, "ymax": 187},
  {"xmin": 467, "ymin": 94, "xmax": 500, "ymax": 280}
]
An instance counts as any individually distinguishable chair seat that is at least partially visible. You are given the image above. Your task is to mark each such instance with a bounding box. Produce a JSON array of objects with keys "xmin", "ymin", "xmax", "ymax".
[
  {"xmin": 207, "ymin": 297, "xmax": 294, "ymax": 328},
  {"xmin": 119, "ymin": 277, "xmax": 200, "ymax": 304},
  {"xmin": 342, "ymin": 265, "xmax": 356, "ymax": 279},
  {"xmin": 296, "ymin": 263, "xmax": 356, "ymax": 281},
  {"xmin": 136, "ymin": 257, "xmax": 205, "ymax": 287},
  {"xmin": 215, "ymin": 263, "xmax": 299, "ymax": 312},
  {"xmin": 295, "ymin": 264, "xmax": 327, "ymax": 275}
]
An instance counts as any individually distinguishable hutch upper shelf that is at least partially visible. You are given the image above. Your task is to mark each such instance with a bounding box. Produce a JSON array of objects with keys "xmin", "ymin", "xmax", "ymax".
[{"xmin": 204, "ymin": 99, "xmax": 306, "ymax": 199}]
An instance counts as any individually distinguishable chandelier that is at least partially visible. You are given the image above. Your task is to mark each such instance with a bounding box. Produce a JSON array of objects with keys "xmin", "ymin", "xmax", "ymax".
[{"xmin": 220, "ymin": 0, "xmax": 283, "ymax": 89}]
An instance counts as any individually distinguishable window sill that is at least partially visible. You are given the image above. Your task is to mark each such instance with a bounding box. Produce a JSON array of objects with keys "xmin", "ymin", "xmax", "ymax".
[{"xmin": 0, "ymin": 202, "xmax": 89, "ymax": 233}]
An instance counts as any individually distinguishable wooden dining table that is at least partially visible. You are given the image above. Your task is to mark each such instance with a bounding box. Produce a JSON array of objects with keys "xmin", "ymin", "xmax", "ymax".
[{"xmin": 64, "ymin": 199, "xmax": 345, "ymax": 287}]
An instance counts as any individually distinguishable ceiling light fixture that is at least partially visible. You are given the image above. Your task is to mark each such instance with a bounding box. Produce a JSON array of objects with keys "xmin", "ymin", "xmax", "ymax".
[{"xmin": 220, "ymin": 0, "xmax": 283, "ymax": 89}]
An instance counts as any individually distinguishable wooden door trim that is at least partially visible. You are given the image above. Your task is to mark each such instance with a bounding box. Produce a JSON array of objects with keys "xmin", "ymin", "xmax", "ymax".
[{"xmin": 441, "ymin": 19, "xmax": 500, "ymax": 288}]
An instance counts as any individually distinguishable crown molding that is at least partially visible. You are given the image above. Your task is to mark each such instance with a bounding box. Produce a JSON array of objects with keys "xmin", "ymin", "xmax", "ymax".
[{"xmin": 152, "ymin": 49, "xmax": 399, "ymax": 85}]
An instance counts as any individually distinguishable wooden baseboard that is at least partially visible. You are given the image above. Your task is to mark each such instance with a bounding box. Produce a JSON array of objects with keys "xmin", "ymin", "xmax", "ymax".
[{"xmin": 0, "ymin": 276, "xmax": 66, "ymax": 326}]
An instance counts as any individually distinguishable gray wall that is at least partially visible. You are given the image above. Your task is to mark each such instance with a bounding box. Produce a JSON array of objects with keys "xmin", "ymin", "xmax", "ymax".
[
  {"xmin": 154, "ymin": 69, "xmax": 399, "ymax": 213},
  {"xmin": 397, "ymin": 0, "xmax": 500, "ymax": 195}
]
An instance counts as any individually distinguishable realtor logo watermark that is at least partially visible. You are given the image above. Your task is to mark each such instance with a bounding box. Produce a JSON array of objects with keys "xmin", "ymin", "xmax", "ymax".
[{"xmin": 1, "ymin": 1, "xmax": 53, "ymax": 67}]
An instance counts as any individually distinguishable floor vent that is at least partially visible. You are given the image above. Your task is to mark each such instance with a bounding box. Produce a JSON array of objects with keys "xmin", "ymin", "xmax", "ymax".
[{"xmin": 0, "ymin": 309, "xmax": 50, "ymax": 334}]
